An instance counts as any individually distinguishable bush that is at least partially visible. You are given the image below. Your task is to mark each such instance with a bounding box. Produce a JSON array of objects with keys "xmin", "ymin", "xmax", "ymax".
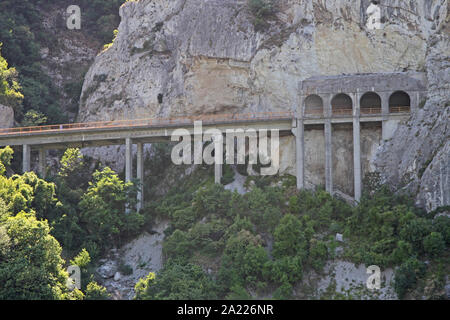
[
  {"xmin": 272, "ymin": 214, "xmax": 307, "ymax": 259},
  {"xmin": 394, "ymin": 258, "xmax": 426, "ymax": 299},
  {"xmin": 247, "ymin": 0, "xmax": 276, "ymax": 30},
  {"xmin": 134, "ymin": 263, "xmax": 218, "ymax": 300},
  {"xmin": 218, "ymin": 230, "xmax": 269, "ymax": 291},
  {"xmin": 85, "ymin": 281, "xmax": 110, "ymax": 300},
  {"xmin": 423, "ymin": 232, "xmax": 445, "ymax": 257},
  {"xmin": 308, "ymin": 239, "xmax": 328, "ymax": 271},
  {"xmin": 399, "ymin": 218, "xmax": 432, "ymax": 252},
  {"xmin": 265, "ymin": 256, "xmax": 303, "ymax": 285}
]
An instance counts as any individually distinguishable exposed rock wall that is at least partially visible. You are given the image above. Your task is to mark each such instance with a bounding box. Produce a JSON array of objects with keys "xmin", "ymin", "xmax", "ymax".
[
  {"xmin": 0, "ymin": 105, "xmax": 14, "ymax": 129},
  {"xmin": 78, "ymin": 0, "xmax": 449, "ymax": 210}
]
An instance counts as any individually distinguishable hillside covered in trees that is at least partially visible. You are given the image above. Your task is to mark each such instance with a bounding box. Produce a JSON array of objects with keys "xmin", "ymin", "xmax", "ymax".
[{"xmin": 0, "ymin": 146, "xmax": 448, "ymax": 299}]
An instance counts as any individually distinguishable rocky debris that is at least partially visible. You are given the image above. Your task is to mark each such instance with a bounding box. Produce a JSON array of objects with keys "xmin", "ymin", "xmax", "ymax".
[
  {"xmin": 96, "ymin": 260, "xmax": 118, "ymax": 279},
  {"xmin": 300, "ymin": 260, "xmax": 397, "ymax": 300},
  {"xmin": 96, "ymin": 219, "xmax": 169, "ymax": 300}
]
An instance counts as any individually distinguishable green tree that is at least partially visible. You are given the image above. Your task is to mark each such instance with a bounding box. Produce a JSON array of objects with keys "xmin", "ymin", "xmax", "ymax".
[
  {"xmin": 0, "ymin": 211, "xmax": 70, "ymax": 300},
  {"xmin": 0, "ymin": 46, "xmax": 23, "ymax": 112},
  {"xmin": 85, "ymin": 281, "xmax": 110, "ymax": 300},
  {"xmin": 78, "ymin": 167, "xmax": 144, "ymax": 254},
  {"xmin": 135, "ymin": 263, "xmax": 218, "ymax": 300}
]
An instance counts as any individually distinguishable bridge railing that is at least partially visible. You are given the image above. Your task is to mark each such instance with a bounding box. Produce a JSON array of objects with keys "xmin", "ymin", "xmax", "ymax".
[
  {"xmin": 389, "ymin": 106, "xmax": 411, "ymax": 113},
  {"xmin": 0, "ymin": 111, "xmax": 294, "ymax": 136}
]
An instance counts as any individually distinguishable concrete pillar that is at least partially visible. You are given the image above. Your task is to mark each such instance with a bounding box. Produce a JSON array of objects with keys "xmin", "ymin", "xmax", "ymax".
[
  {"xmin": 136, "ymin": 142, "xmax": 144, "ymax": 212},
  {"xmin": 353, "ymin": 93, "xmax": 362, "ymax": 202},
  {"xmin": 23, "ymin": 144, "xmax": 31, "ymax": 173},
  {"xmin": 410, "ymin": 91, "xmax": 418, "ymax": 113},
  {"xmin": 125, "ymin": 138, "xmax": 132, "ymax": 183},
  {"xmin": 38, "ymin": 148, "xmax": 46, "ymax": 178},
  {"xmin": 295, "ymin": 119, "xmax": 305, "ymax": 190},
  {"xmin": 215, "ymin": 163, "xmax": 222, "ymax": 184},
  {"xmin": 324, "ymin": 121, "xmax": 333, "ymax": 195},
  {"xmin": 125, "ymin": 138, "xmax": 132, "ymax": 214},
  {"xmin": 381, "ymin": 91, "xmax": 390, "ymax": 140},
  {"xmin": 324, "ymin": 94, "xmax": 333, "ymax": 194}
]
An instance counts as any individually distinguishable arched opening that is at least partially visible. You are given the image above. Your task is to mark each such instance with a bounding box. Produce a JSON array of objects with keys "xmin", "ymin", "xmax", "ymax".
[
  {"xmin": 304, "ymin": 94, "xmax": 324, "ymax": 116},
  {"xmin": 332, "ymin": 93, "xmax": 353, "ymax": 116},
  {"xmin": 389, "ymin": 91, "xmax": 411, "ymax": 113},
  {"xmin": 360, "ymin": 92, "xmax": 381, "ymax": 115}
]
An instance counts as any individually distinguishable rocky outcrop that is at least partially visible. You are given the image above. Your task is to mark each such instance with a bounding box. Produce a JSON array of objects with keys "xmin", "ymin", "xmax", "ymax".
[
  {"xmin": 375, "ymin": 28, "xmax": 450, "ymax": 212},
  {"xmin": 78, "ymin": 0, "xmax": 449, "ymax": 211},
  {"xmin": 0, "ymin": 105, "xmax": 14, "ymax": 129}
]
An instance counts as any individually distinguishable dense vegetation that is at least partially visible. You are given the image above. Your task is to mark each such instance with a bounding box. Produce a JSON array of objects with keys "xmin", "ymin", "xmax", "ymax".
[
  {"xmin": 133, "ymin": 161, "xmax": 449, "ymax": 300},
  {"xmin": 0, "ymin": 144, "xmax": 448, "ymax": 300},
  {"xmin": 0, "ymin": 0, "xmax": 126, "ymax": 125},
  {"xmin": 0, "ymin": 147, "xmax": 138, "ymax": 299}
]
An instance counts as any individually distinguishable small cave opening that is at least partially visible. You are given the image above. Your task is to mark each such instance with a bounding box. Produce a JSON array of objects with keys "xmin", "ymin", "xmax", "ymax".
[{"xmin": 157, "ymin": 93, "xmax": 163, "ymax": 104}]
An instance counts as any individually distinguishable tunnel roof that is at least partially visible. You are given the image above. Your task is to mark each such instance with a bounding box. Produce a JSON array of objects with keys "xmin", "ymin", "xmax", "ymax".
[{"xmin": 300, "ymin": 72, "xmax": 427, "ymax": 95}]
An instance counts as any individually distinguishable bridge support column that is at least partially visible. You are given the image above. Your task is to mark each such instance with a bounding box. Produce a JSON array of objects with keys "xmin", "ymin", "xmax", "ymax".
[
  {"xmin": 381, "ymin": 92, "xmax": 390, "ymax": 140},
  {"xmin": 125, "ymin": 138, "xmax": 132, "ymax": 214},
  {"xmin": 23, "ymin": 144, "xmax": 30, "ymax": 173},
  {"xmin": 38, "ymin": 148, "xmax": 46, "ymax": 178},
  {"xmin": 353, "ymin": 94, "xmax": 362, "ymax": 202},
  {"xmin": 295, "ymin": 119, "xmax": 305, "ymax": 190},
  {"xmin": 136, "ymin": 142, "xmax": 144, "ymax": 212},
  {"xmin": 215, "ymin": 164, "xmax": 222, "ymax": 184},
  {"xmin": 324, "ymin": 121, "xmax": 333, "ymax": 194}
]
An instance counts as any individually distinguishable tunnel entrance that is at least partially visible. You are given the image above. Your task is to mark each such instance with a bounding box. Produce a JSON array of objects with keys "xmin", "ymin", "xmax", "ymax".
[
  {"xmin": 332, "ymin": 93, "xmax": 353, "ymax": 116},
  {"xmin": 389, "ymin": 91, "xmax": 411, "ymax": 113},
  {"xmin": 360, "ymin": 92, "xmax": 381, "ymax": 115}
]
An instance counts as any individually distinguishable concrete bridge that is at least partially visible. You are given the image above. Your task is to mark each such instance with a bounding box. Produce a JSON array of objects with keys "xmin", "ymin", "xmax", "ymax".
[{"xmin": 0, "ymin": 72, "xmax": 426, "ymax": 209}]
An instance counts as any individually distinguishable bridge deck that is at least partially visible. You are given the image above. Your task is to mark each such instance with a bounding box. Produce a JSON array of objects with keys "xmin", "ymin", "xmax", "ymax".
[{"xmin": 0, "ymin": 111, "xmax": 410, "ymax": 149}]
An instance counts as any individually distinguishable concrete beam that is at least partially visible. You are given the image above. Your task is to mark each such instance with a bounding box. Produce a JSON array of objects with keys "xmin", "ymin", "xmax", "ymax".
[
  {"xmin": 136, "ymin": 142, "xmax": 144, "ymax": 212},
  {"xmin": 23, "ymin": 144, "xmax": 30, "ymax": 173},
  {"xmin": 295, "ymin": 119, "xmax": 305, "ymax": 190}
]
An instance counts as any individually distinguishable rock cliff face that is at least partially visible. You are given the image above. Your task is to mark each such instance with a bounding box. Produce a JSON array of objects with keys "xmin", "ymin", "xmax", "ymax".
[
  {"xmin": 0, "ymin": 105, "xmax": 14, "ymax": 129},
  {"xmin": 78, "ymin": 0, "xmax": 449, "ymax": 211}
]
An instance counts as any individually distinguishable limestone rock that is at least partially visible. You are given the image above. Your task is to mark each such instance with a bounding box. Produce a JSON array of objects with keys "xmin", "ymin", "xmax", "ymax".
[
  {"xmin": 97, "ymin": 261, "xmax": 118, "ymax": 279},
  {"xmin": 0, "ymin": 105, "xmax": 14, "ymax": 129},
  {"xmin": 77, "ymin": 0, "xmax": 449, "ymax": 211}
]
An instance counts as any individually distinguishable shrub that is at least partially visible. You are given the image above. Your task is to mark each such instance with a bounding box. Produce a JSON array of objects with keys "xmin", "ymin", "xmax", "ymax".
[
  {"xmin": 272, "ymin": 214, "xmax": 307, "ymax": 259},
  {"xmin": 163, "ymin": 230, "xmax": 192, "ymax": 261},
  {"xmin": 84, "ymin": 281, "xmax": 110, "ymax": 300},
  {"xmin": 432, "ymin": 215, "xmax": 450, "ymax": 245},
  {"xmin": 308, "ymin": 239, "xmax": 328, "ymax": 271},
  {"xmin": 399, "ymin": 218, "xmax": 432, "ymax": 252},
  {"xmin": 247, "ymin": 0, "xmax": 276, "ymax": 30},
  {"xmin": 423, "ymin": 232, "xmax": 445, "ymax": 257},
  {"xmin": 394, "ymin": 258, "xmax": 426, "ymax": 299},
  {"xmin": 218, "ymin": 230, "xmax": 269, "ymax": 291},
  {"xmin": 265, "ymin": 256, "xmax": 303, "ymax": 285},
  {"xmin": 134, "ymin": 263, "xmax": 218, "ymax": 300}
]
